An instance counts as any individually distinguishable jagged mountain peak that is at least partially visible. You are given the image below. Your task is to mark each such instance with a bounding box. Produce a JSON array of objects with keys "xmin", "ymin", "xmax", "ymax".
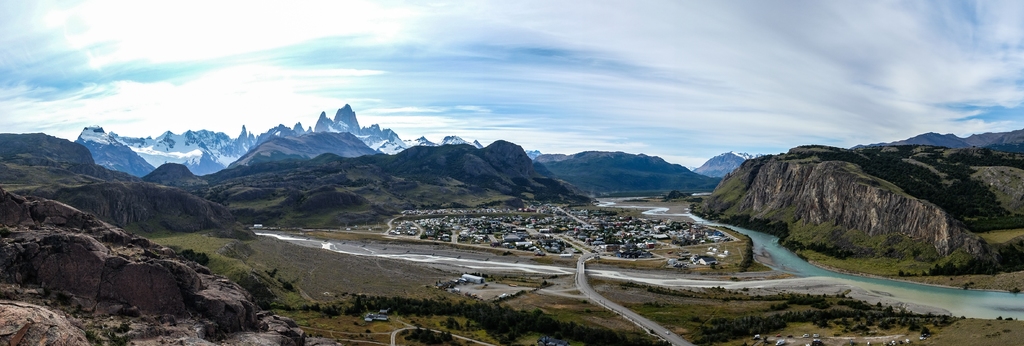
[{"xmin": 334, "ymin": 104, "xmax": 360, "ymax": 131}]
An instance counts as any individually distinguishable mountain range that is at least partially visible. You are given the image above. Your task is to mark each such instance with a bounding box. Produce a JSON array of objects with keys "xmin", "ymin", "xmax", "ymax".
[
  {"xmin": 857, "ymin": 128, "xmax": 1024, "ymax": 153},
  {"xmin": 76, "ymin": 104, "xmax": 488, "ymax": 176}
]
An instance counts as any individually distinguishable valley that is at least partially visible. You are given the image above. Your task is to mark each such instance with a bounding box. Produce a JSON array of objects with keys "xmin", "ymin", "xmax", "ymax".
[
  {"xmin": 6, "ymin": 131, "xmax": 1024, "ymax": 345},
  {"xmin": 151, "ymin": 197, "xmax": 1013, "ymax": 345}
]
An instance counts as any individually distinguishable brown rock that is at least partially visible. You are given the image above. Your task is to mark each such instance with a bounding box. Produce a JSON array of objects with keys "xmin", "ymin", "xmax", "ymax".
[
  {"xmin": 708, "ymin": 157, "xmax": 990, "ymax": 258},
  {"xmin": 0, "ymin": 300, "xmax": 88, "ymax": 345}
]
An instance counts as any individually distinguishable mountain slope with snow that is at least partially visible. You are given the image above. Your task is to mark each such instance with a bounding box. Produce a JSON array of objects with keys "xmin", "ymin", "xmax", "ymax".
[
  {"xmin": 694, "ymin": 152, "xmax": 763, "ymax": 177},
  {"xmin": 75, "ymin": 126, "xmax": 156, "ymax": 177}
]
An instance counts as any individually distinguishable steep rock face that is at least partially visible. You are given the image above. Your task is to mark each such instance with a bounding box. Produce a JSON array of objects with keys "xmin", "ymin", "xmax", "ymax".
[
  {"xmin": 0, "ymin": 186, "xmax": 306, "ymax": 343},
  {"xmin": 707, "ymin": 158, "xmax": 989, "ymax": 258},
  {"xmin": 0, "ymin": 301, "xmax": 89, "ymax": 345},
  {"xmin": 33, "ymin": 182, "xmax": 236, "ymax": 234}
]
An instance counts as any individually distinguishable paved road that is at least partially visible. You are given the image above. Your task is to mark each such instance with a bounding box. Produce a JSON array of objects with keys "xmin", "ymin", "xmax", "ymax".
[{"xmin": 576, "ymin": 253, "xmax": 695, "ymax": 346}]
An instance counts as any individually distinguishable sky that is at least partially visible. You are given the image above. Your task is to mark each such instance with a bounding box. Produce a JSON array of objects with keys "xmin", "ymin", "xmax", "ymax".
[{"xmin": 4, "ymin": 1, "xmax": 1024, "ymax": 167}]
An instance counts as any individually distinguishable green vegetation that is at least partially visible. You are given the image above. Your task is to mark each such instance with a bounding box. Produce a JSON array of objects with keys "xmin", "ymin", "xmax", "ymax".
[
  {"xmin": 332, "ymin": 295, "xmax": 666, "ymax": 346},
  {"xmin": 614, "ymin": 282, "xmax": 954, "ymax": 345},
  {"xmin": 177, "ymin": 249, "xmax": 210, "ymax": 266},
  {"xmin": 785, "ymin": 145, "xmax": 1024, "ymax": 230},
  {"xmin": 402, "ymin": 328, "xmax": 455, "ymax": 344},
  {"xmin": 699, "ymin": 145, "xmax": 1024, "ymax": 277}
]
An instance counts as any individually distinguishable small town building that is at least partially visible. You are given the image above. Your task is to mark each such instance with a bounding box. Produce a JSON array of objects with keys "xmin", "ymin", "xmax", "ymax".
[
  {"xmin": 537, "ymin": 336, "xmax": 570, "ymax": 346},
  {"xmin": 461, "ymin": 274, "xmax": 485, "ymax": 284}
]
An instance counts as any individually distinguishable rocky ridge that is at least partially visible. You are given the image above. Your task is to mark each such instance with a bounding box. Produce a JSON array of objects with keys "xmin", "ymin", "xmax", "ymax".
[
  {"xmin": 0, "ymin": 186, "xmax": 324, "ymax": 345},
  {"xmin": 705, "ymin": 155, "xmax": 990, "ymax": 258}
]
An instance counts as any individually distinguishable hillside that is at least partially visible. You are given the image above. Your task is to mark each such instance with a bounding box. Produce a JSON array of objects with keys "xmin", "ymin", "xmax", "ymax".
[
  {"xmin": 195, "ymin": 141, "xmax": 590, "ymax": 227},
  {"xmin": 535, "ymin": 151, "xmax": 720, "ymax": 195},
  {"xmin": 700, "ymin": 145, "xmax": 1024, "ymax": 276},
  {"xmin": 229, "ymin": 131, "xmax": 378, "ymax": 167},
  {"xmin": 0, "ymin": 133, "xmax": 239, "ymax": 235},
  {"xmin": 0, "ymin": 186, "xmax": 315, "ymax": 345},
  {"xmin": 31, "ymin": 181, "xmax": 242, "ymax": 236},
  {"xmin": 0, "ymin": 133, "xmax": 140, "ymax": 192}
]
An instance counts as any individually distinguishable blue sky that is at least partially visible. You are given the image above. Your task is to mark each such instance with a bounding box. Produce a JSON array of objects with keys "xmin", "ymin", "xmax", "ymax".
[{"xmin": 4, "ymin": 1, "xmax": 1024, "ymax": 167}]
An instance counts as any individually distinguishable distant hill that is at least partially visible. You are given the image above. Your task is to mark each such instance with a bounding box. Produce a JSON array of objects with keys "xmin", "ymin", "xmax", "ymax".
[
  {"xmin": 0, "ymin": 133, "xmax": 95, "ymax": 166},
  {"xmin": 229, "ymin": 132, "xmax": 378, "ymax": 168},
  {"xmin": 857, "ymin": 128, "xmax": 1024, "ymax": 153},
  {"xmin": 534, "ymin": 151, "xmax": 720, "ymax": 195},
  {"xmin": 194, "ymin": 141, "xmax": 589, "ymax": 227},
  {"xmin": 700, "ymin": 145, "xmax": 1024, "ymax": 276},
  {"xmin": 0, "ymin": 133, "xmax": 139, "ymax": 188},
  {"xmin": 143, "ymin": 163, "xmax": 208, "ymax": 188},
  {"xmin": 694, "ymin": 152, "xmax": 761, "ymax": 177}
]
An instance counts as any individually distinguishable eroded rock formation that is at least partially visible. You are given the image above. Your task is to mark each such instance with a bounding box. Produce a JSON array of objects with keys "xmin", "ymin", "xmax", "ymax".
[
  {"xmin": 0, "ymin": 186, "xmax": 319, "ymax": 345},
  {"xmin": 707, "ymin": 157, "xmax": 990, "ymax": 258}
]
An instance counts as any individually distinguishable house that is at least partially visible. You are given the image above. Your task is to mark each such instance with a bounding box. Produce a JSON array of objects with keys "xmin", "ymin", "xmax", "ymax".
[
  {"xmin": 697, "ymin": 256, "xmax": 718, "ymax": 265},
  {"xmin": 537, "ymin": 336, "xmax": 569, "ymax": 346},
  {"xmin": 461, "ymin": 274, "xmax": 485, "ymax": 284},
  {"xmin": 364, "ymin": 313, "xmax": 389, "ymax": 322}
]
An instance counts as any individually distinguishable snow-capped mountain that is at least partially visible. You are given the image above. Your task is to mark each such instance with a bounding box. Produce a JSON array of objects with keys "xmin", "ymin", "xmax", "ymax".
[
  {"xmin": 75, "ymin": 126, "xmax": 156, "ymax": 177},
  {"xmin": 439, "ymin": 135, "xmax": 484, "ymax": 149},
  {"xmin": 524, "ymin": 150, "xmax": 542, "ymax": 160},
  {"xmin": 694, "ymin": 151, "xmax": 763, "ymax": 178},
  {"xmin": 312, "ymin": 104, "xmax": 411, "ymax": 154},
  {"xmin": 112, "ymin": 128, "xmax": 256, "ymax": 175},
  {"xmin": 84, "ymin": 104, "xmax": 489, "ymax": 176},
  {"xmin": 403, "ymin": 136, "xmax": 437, "ymax": 148}
]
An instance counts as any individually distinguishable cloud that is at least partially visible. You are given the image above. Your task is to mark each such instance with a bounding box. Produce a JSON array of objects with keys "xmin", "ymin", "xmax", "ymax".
[{"xmin": 6, "ymin": 1, "xmax": 1024, "ymax": 167}]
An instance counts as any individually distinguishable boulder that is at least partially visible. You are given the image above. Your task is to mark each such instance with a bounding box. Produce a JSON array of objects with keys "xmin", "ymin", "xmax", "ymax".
[{"xmin": 0, "ymin": 300, "xmax": 88, "ymax": 345}]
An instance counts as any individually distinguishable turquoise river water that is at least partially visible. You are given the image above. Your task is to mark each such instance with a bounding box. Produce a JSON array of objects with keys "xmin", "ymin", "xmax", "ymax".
[{"xmin": 629, "ymin": 204, "xmax": 1024, "ymax": 319}]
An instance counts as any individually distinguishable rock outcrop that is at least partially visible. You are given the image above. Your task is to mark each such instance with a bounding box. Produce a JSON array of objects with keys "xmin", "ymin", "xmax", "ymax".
[
  {"xmin": 0, "ymin": 301, "xmax": 89, "ymax": 345},
  {"xmin": 0, "ymin": 186, "xmax": 318, "ymax": 344},
  {"xmin": 31, "ymin": 182, "xmax": 238, "ymax": 234},
  {"xmin": 707, "ymin": 156, "xmax": 990, "ymax": 258}
]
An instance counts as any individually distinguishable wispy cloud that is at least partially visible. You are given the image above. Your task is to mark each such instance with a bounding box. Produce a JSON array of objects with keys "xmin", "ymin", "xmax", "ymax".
[{"xmin": 5, "ymin": 1, "xmax": 1024, "ymax": 166}]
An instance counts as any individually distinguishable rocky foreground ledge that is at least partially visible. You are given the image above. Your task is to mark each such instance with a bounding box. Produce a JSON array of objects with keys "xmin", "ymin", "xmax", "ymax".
[{"xmin": 0, "ymin": 186, "xmax": 335, "ymax": 345}]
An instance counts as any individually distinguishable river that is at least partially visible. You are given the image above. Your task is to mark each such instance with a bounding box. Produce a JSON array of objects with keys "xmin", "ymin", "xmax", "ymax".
[{"xmin": 617, "ymin": 202, "xmax": 1024, "ymax": 320}]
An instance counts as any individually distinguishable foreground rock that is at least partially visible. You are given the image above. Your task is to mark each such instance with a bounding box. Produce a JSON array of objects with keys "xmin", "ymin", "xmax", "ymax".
[
  {"xmin": 0, "ymin": 301, "xmax": 88, "ymax": 345},
  {"xmin": 0, "ymin": 186, "xmax": 331, "ymax": 345}
]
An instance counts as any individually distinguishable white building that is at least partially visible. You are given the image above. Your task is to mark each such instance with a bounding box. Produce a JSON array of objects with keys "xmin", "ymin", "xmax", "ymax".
[{"xmin": 461, "ymin": 274, "xmax": 485, "ymax": 284}]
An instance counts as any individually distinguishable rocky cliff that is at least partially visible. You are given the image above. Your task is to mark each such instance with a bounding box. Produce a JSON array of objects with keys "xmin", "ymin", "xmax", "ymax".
[
  {"xmin": 0, "ymin": 186, "xmax": 320, "ymax": 345},
  {"xmin": 706, "ymin": 155, "xmax": 991, "ymax": 259},
  {"xmin": 31, "ymin": 182, "xmax": 240, "ymax": 236}
]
